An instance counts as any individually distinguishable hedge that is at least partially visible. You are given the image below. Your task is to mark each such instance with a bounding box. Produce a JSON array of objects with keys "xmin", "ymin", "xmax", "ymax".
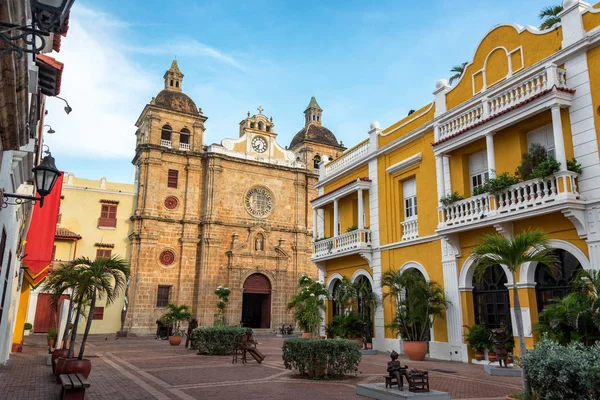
[
  {"xmin": 192, "ymin": 326, "xmax": 245, "ymax": 355},
  {"xmin": 282, "ymin": 338, "xmax": 361, "ymax": 378},
  {"xmin": 523, "ymin": 337, "xmax": 600, "ymax": 400}
]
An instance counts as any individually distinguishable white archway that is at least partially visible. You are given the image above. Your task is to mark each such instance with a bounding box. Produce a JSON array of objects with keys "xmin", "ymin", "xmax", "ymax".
[
  {"xmin": 520, "ymin": 239, "xmax": 592, "ymax": 285},
  {"xmin": 400, "ymin": 261, "xmax": 430, "ymax": 282},
  {"xmin": 458, "ymin": 256, "xmax": 514, "ymax": 291},
  {"xmin": 326, "ymin": 273, "xmax": 343, "ymax": 294},
  {"xmin": 350, "ymin": 269, "xmax": 374, "ymax": 287}
]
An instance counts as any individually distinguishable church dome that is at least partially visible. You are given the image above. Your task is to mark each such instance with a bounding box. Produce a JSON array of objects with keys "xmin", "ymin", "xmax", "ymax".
[
  {"xmin": 290, "ymin": 124, "xmax": 340, "ymax": 149},
  {"xmin": 154, "ymin": 89, "xmax": 199, "ymax": 115}
]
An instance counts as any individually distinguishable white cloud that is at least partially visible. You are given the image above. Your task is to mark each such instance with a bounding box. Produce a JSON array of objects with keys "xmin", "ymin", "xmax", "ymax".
[{"xmin": 44, "ymin": 4, "xmax": 154, "ymax": 161}]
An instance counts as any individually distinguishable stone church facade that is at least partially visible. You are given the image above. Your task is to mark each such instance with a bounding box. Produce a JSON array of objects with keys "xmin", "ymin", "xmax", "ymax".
[{"xmin": 126, "ymin": 61, "xmax": 345, "ymax": 333}]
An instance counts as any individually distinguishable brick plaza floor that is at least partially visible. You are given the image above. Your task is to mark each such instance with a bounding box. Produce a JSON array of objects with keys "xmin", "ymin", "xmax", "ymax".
[{"xmin": 0, "ymin": 334, "xmax": 522, "ymax": 399}]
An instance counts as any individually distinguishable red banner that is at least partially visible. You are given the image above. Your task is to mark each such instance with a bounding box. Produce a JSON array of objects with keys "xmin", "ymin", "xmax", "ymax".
[{"xmin": 23, "ymin": 172, "xmax": 63, "ymax": 286}]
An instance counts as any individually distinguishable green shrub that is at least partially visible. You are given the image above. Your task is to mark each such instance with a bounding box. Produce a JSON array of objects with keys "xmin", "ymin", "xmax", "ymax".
[
  {"xmin": 440, "ymin": 192, "xmax": 464, "ymax": 206},
  {"xmin": 516, "ymin": 143, "xmax": 549, "ymax": 180},
  {"xmin": 523, "ymin": 337, "xmax": 599, "ymax": 400},
  {"xmin": 282, "ymin": 338, "xmax": 361, "ymax": 378},
  {"xmin": 463, "ymin": 324, "xmax": 491, "ymax": 352},
  {"xmin": 326, "ymin": 313, "xmax": 364, "ymax": 339},
  {"xmin": 483, "ymin": 173, "xmax": 520, "ymax": 194},
  {"xmin": 345, "ymin": 225, "xmax": 358, "ymax": 232},
  {"xmin": 24, "ymin": 322, "xmax": 32, "ymax": 330},
  {"xmin": 192, "ymin": 326, "xmax": 245, "ymax": 355},
  {"xmin": 531, "ymin": 158, "xmax": 560, "ymax": 179},
  {"xmin": 567, "ymin": 158, "xmax": 583, "ymax": 174},
  {"xmin": 47, "ymin": 328, "xmax": 57, "ymax": 340}
]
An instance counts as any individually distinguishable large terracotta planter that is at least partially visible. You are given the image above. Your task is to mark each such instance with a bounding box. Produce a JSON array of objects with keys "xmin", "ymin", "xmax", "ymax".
[
  {"xmin": 63, "ymin": 358, "xmax": 92, "ymax": 378},
  {"xmin": 475, "ymin": 350, "xmax": 485, "ymax": 361},
  {"xmin": 488, "ymin": 351, "xmax": 498, "ymax": 362},
  {"xmin": 301, "ymin": 332, "xmax": 313, "ymax": 338},
  {"xmin": 403, "ymin": 341, "xmax": 427, "ymax": 361},
  {"xmin": 168, "ymin": 335, "xmax": 182, "ymax": 346},
  {"xmin": 51, "ymin": 349, "xmax": 69, "ymax": 373}
]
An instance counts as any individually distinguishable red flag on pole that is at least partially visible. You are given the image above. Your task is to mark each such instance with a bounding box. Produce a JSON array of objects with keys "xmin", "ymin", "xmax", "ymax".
[{"xmin": 23, "ymin": 172, "xmax": 63, "ymax": 287}]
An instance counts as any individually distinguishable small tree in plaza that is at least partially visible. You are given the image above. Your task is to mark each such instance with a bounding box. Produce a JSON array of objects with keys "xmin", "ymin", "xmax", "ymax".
[
  {"xmin": 214, "ymin": 286, "xmax": 231, "ymax": 326},
  {"xmin": 287, "ymin": 275, "xmax": 329, "ymax": 336},
  {"xmin": 472, "ymin": 228, "xmax": 558, "ymax": 397}
]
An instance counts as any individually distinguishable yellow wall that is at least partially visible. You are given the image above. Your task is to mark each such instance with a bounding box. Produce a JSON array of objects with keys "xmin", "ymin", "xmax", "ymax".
[
  {"xmin": 587, "ymin": 45, "xmax": 600, "ymax": 148},
  {"xmin": 11, "ymin": 283, "xmax": 31, "ymax": 351},
  {"xmin": 379, "ymin": 103, "xmax": 435, "ymax": 148},
  {"xmin": 323, "ymin": 165, "xmax": 369, "ymax": 193},
  {"xmin": 583, "ymin": 5, "xmax": 600, "ymax": 32},
  {"xmin": 53, "ymin": 174, "xmax": 135, "ymax": 334}
]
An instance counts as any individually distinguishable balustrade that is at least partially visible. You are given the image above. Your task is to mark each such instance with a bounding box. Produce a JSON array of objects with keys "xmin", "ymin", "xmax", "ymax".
[
  {"xmin": 312, "ymin": 229, "xmax": 371, "ymax": 259},
  {"xmin": 323, "ymin": 140, "xmax": 370, "ymax": 178},
  {"xmin": 401, "ymin": 218, "xmax": 419, "ymax": 241}
]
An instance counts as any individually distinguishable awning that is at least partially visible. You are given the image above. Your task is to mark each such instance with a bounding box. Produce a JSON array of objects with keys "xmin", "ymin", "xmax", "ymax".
[
  {"xmin": 35, "ymin": 54, "xmax": 64, "ymax": 96},
  {"xmin": 23, "ymin": 172, "xmax": 64, "ymax": 287}
]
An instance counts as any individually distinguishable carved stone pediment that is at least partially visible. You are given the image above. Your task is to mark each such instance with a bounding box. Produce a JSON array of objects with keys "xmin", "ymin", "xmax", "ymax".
[{"xmin": 228, "ymin": 227, "xmax": 289, "ymax": 259}]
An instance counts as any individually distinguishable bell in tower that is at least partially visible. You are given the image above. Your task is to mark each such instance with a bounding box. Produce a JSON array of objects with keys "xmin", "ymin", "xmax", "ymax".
[{"xmin": 164, "ymin": 60, "xmax": 184, "ymax": 92}]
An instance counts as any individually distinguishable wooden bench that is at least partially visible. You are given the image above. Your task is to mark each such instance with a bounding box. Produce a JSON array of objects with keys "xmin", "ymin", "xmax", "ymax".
[{"xmin": 59, "ymin": 373, "xmax": 90, "ymax": 400}]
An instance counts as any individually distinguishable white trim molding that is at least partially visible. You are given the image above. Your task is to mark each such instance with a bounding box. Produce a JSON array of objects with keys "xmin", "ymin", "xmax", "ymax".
[
  {"xmin": 399, "ymin": 261, "xmax": 430, "ymax": 282},
  {"xmin": 386, "ymin": 153, "xmax": 422, "ymax": 175},
  {"xmin": 520, "ymin": 239, "xmax": 591, "ymax": 285},
  {"xmin": 350, "ymin": 269, "xmax": 374, "ymax": 287}
]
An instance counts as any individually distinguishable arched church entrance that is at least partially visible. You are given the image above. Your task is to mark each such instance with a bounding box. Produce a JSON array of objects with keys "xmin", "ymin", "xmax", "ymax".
[{"xmin": 242, "ymin": 273, "xmax": 271, "ymax": 329}]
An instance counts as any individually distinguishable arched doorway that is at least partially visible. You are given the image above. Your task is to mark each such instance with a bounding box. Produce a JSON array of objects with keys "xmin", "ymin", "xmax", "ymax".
[
  {"xmin": 355, "ymin": 275, "xmax": 374, "ymax": 340},
  {"xmin": 473, "ymin": 264, "xmax": 511, "ymax": 330},
  {"xmin": 535, "ymin": 249, "xmax": 582, "ymax": 312},
  {"xmin": 242, "ymin": 273, "xmax": 271, "ymax": 329},
  {"xmin": 331, "ymin": 280, "xmax": 344, "ymax": 317}
]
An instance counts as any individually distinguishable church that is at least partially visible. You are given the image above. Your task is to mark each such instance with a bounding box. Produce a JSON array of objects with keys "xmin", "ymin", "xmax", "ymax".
[{"xmin": 125, "ymin": 61, "xmax": 345, "ymax": 333}]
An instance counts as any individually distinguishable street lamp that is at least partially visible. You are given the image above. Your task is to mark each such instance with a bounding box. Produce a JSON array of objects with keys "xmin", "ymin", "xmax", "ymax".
[
  {"xmin": 31, "ymin": 0, "xmax": 76, "ymax": 33},
  {"xmin": 55, "ymin": 96, "xmax": 72, "ymax": 114},
  {"xmin": 2, "ymin": 150, "xmax": 60, "ymax": 208}
]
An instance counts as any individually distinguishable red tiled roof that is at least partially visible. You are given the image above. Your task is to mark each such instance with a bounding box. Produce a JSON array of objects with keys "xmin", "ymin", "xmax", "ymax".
[
  {"xmin": 311, "ymin": 177, "xmax": 371, "ymax": 203},
  {"xmin": 431, "ymin": 86, "xmax": 576, "ymax": 147},
  {"xmin": 52, "ymin": 12, "xmax": 70, "ymax": 52},
  {"xmin": 36, "ymin": 54, "xmax": 64, "ymax": 96},
  {"xmin": 55, "ymin": 227, "xmax": 81, "ymax": 240}
]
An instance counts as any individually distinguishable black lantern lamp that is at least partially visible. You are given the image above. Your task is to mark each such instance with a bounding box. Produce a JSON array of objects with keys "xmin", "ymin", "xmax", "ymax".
[
  {"xmin": 31, "ymin": 0, "xmax": 75, "ymax": 33},
  {"xmin": 3, "ymin": 150, "xmax": 60, "ymax": 208}
]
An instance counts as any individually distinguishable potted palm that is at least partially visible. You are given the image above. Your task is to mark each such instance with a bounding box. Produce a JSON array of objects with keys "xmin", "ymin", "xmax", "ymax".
[
  {"xmin": 57, "ymin": 256, "xmax": 129, "ymax": 379},
  {"xmin": 287, "ymin": 275, "xmax": 328, "ymax": 338},
  {"xmin": 47, "ymin": 328, "xmax": 57, "ymax": 350},
  {"xmin": 161, "ymin": 304, "xmax": 192, "ymax": 346},
  {"xmin": 464, "ymin": 324, "xmax": 490, "ymax": 361},
  {"xmin": 472, "ymin": 228, "xmax": 557, "ymax": 397},
  {"xmin": 382, "ymin": 268, "xmax": 448, "ymax": 361}
]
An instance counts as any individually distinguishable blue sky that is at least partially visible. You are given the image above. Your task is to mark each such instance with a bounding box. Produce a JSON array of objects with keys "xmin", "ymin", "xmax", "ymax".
[{"xmin": 44, "ymin": 0, "xmax": 554, "ymax": 183}]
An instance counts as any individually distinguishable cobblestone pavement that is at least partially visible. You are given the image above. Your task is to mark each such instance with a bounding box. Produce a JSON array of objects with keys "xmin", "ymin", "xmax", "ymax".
[{"xmin": 0, "ymin": 334, "xmax": 522, "ymax": 399}]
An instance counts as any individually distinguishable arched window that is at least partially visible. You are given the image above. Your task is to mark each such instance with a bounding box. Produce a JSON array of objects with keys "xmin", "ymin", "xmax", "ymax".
[
  {"xmin": 536, "ymin": 249, "xmax": 582, "ymax": 312},
  {"xmin": 179, "ymin": 128, "xmax": 190, "ymax": 145},
  {"xmin": 175, "ymin": 81, "xmax": 179, "ymax": 88},
  {"xmin": 317, "ymin": 116, "xmax": 320, "ymax": 122},
  {"xmin": 266, "ymin": 126, "xmax": 270, "ymax": 132},
  {"xmin": 250, "ymin": 122, "xmax": 255, "ymax": 129},
  {"xmin": 331, "ymin": 280, "xmax": 344, "ymax": 317},
  {"xmin": 312, "ymin": 115, "xmax": 316, "ymax": 121},
  {"xmin": 170, "ymin": 79, "xmax": 173, "ymax": 87},
  {"xmin": 473, "ymin": 265, "xmax": 510, "ymax": 329},
  {"xmin": 161, "ymin": 125, "xmax": 172, "ymax": 142},
  {"xmin": 313, "ymin": 155, "xmax": 321, "ymax": 170},
  {"xmin": 258, "ymin": 122, "xmax": 264, "ymax": 131}
]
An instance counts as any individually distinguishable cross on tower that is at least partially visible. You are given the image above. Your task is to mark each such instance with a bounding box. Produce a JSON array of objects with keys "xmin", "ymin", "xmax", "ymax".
[{"xmin": 257, "ymin": 106, "xmax": 264, "ymax": 114}]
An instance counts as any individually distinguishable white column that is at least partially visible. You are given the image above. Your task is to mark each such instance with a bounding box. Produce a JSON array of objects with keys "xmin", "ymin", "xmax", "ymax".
[
  {"xmin": 551, "ymin": 105, "xmax": 568, "ymax": 171},
  {"xmin": 333, "ymin": 199, "xmax": 339, "ymax": 236},
  {"xmin": 485, "ymin": 133, "xmax": 497, "ymax": 179},
  {"xmin": 312, "ymin": 209, "xmax": 317, "ymax": 239},
  {"xmin": 435, "ymin": 155, "xmax": 446, "ymax": 205},
  {"xmin": 317, "ymin": 209, "xmax": 325, "ymax": 239},
  {"xmin": 357, "ymin": 190, "xmax": 364, "ymax": 229}
]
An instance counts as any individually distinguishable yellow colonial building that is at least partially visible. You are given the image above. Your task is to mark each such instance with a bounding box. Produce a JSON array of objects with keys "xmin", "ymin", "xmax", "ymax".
[
  {"xmin": 26, "ymin": 173, "xmax": 135, "ymax": 335},
  {"xmin": 313, "ymin": 0, "xmax": 600, "ymax": 363}
]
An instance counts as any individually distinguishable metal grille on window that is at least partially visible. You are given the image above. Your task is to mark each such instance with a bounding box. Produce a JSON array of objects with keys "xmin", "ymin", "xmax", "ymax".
[
  {"xmin": 167, "ymin": 169, "xmax": 178, "ymax": 189},
  {"xmin": 473, "ymin": 264, "xmax": 511, "ymax": 330},
  {"xmin": 536, "ymin": 249, "xmax": 582, "ymax": 312},
  {"xmin": 157, "ymin": 286, "xmax": 170, "ymax": 307}
]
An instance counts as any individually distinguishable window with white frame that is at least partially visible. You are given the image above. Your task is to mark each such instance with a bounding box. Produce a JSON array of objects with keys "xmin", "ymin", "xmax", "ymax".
[
  {"xmin": 403, "ymin": 178, "xmax": 417, "ymax": 220},
  {"xmin": 468, "ymin": 151, "xmax": 489, "ymax": 195},
  {"xmin": 527, "ymin": 125, "xmax": 555, "ymax": 158}
]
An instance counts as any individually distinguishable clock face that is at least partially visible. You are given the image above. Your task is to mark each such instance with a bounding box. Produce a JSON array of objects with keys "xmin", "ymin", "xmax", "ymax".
[{"xmin": 252, "ymin": 137, "xmax": 268, "ymax": 153}]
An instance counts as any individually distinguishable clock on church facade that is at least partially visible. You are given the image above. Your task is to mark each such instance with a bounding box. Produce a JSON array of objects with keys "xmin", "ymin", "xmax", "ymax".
[{"xmin": 126, "ymin": 61, "xmax": 345, "ymax": 333}]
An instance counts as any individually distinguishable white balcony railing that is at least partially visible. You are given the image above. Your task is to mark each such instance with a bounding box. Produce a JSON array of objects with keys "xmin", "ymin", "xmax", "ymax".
[
  {"xmin": 437, "ymin": 65, "xmax": 568, "ymax": 143},
  {"xmin": 324, "ymin": 140, "xmax": 370, "ymax": 178},
  {"xmin": 179, "ymin": 142, "xmax": 190, "ymax": 150},
  {"xmin": 312, "ymin": 229, "xmax": 371, "ymax": 259},
  {"xmin": 160, "ymin": 139, "xmax": 172, "ymax": 148},
  {"xmin": 401, "ymin": 218, "xmax": 419, "ymax": 241},
  {"xmin": 439, "ymin": 171, "xmax": 579, "ymax": 229}
]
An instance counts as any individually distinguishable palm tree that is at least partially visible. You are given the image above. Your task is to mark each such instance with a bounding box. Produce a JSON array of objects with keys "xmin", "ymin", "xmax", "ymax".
[
  {"xmin": 69, "ymin": 256, "xmax": 130, "ymax": 360},
  {"xmin": 42, "ymin": 265, "xmax": 80, "ymax": 350},
  {"xmin": 353, "ymin": 277, "xmax": 381, "ymax": 347},
  {"xmin": 161, "ymin": 304, "xmax": 192, "ymax": 336},
  {"xmin": 539, "ymin": 5, "xmax": 563, "ymax": 30},
  {"xmin": 472, "ymin": 228, "xmax": 558, "ymax": 396},
  {"xmin": 330, "ymin": 276, "xmax": 357, "ymax": 314},
  {"xmin": 287, "ymin": 275, "xmax": 329, "ymax": 335},
  {"xmin": 449, "ymin": 62, "xmax": 468, "ymax": 85}
]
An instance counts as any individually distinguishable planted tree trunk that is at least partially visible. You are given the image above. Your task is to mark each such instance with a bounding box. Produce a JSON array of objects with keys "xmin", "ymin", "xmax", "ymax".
[
  {"xmin": 78, "ymin": 288, "xmax": 96, "ymax": 360},
  {"xmin": 61, "ymin": 300, "xmax": 74, "ymax": 350},
  {"xmin": 68, "ymin": 301, "xmax": 82, "ymax": 359},
  {"xmin": 512, "ymin": 274, "xmax": 530, "ymax": 396}
]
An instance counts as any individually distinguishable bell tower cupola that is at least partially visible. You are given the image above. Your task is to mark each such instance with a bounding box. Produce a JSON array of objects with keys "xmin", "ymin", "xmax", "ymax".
[
  {"xmin": 164, "ymin": 60, "xmax": 184, "ymax": 92},
  {"xmin": 304, "ymin": 96, "xmax": 323, "ymax": 127}
]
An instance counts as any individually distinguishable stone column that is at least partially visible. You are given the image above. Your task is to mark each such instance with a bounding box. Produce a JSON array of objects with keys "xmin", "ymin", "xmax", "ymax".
[{"xmin": 485, "ymin": 133, "xmax": 496, "ymax": 179}]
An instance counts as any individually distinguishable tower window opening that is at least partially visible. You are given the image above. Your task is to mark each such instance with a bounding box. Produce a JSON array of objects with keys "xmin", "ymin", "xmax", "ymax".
[
  {"xmin": 312, "ymin": 115, "xmax": 315, "ymax": 121},
  {"xmin": 170, "ymin": 79, "xmax": 174, "ymax": 87},
  {"xmin": 176, "ymin": 81, "xmax": 179, "ymax": 88},
  {"xmin": 250, "ymin": 122, "xmax": 255, "ymax": 129},
  {"xmin": 161, "ymin": 125, "xmax": 172, "ymax": 141},
  {"xmin": 313, "ymin": 155, "xmax": 321, "ymax": 170},
  {"xmin": 317, "ymin": 116, "xmax": 320, "ymax": 122},
  {"xmin": 266, "ymin": 126, "xmax": 270, "ymax": 132},
  {"xmin": 258, "ymin": 122, "xmax": 264, "ymax": 131}
]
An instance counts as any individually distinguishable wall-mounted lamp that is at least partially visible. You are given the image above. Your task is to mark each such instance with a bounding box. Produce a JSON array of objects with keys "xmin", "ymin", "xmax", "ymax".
[
  {"xmin": 44, "ymin": 125, "xmax": 55, "ymax": 134},
  {"xmin": 55, "ymin": 96, "xmax": 72, "ymax": 114}
]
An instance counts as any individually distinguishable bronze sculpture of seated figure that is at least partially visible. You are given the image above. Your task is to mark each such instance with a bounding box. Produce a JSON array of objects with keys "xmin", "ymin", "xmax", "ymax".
[{"xmin": 385, "ymin": 350, "xmax": 409, "ymax": 390}]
